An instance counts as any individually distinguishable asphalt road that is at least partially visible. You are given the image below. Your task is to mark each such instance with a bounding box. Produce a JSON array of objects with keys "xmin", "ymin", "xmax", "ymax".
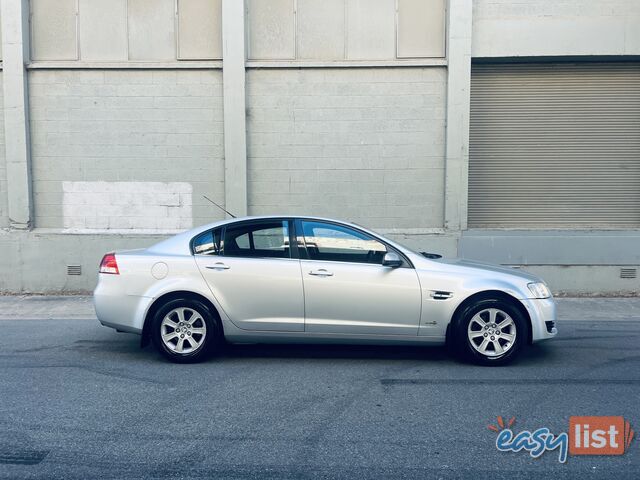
[{"xmin": 0, "ymin": 318, "xmax": 638, "ymax": 479}]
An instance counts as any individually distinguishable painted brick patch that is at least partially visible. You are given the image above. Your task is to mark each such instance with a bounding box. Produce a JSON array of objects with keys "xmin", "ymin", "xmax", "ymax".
[{"xmin": 62, "ymin": 181, "xmax": 192, "ymax": 232}]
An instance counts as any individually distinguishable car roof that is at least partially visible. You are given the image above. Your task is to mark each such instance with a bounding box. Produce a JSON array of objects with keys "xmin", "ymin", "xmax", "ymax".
[{"xmin": 196, "ymin": 215, "xmax": 361, "ymax": 231}]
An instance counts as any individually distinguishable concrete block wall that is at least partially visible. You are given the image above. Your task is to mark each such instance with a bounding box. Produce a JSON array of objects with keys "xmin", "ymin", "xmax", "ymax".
[
  {"xmin": 0, "ymin": 230, "xmax": 168, "ymax": 293},
  {"xmin": 521, "ymin": 265, "xmax": 640, "ymax": 296},
  {"xmin": 61, "ymin": 181, "xmax": 194, "ymax": 232},
  {"xmin": 473, "ymin": 0, "xmax": 640, "ymax": 57},
  {"xmin": 1, "ymin": 1, "xmax": 638, "ymax": 294},
  {"xmin": 0, "ymin": 73, "xmax": 6, "ymax": 228},
  {"xmin": 246, "ymin": 67, "xmax": 447, "ymax": 230},
  {"xmin": 28, "ymin": 70, "xmax": 226, "ymax": 232}
]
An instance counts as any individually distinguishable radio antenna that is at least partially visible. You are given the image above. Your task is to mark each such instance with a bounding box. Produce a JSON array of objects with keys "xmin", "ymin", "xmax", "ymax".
[{"xmin": 202, "ymin": 195, "xmax": 236, "ymax": 218}]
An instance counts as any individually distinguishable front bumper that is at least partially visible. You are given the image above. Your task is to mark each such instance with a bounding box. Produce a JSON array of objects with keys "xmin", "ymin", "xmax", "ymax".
[{"xmin": 520, "ymin": 297, "xmax": 558, "ymax": 343}]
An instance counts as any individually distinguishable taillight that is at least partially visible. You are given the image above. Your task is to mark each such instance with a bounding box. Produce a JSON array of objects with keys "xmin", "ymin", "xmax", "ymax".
[{"xmin": 99, "ymin": 253, "xmax": 119, "ymax": 274}]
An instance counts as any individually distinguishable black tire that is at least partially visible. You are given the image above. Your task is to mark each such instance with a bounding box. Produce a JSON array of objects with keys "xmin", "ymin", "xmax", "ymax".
[
  {"xmin": 453, "ymin": 298, "xmax": 527, "ymax": 366},
  {"xmin": 151, "ymin": 298, "xmax": 220, "ymax": 363}
]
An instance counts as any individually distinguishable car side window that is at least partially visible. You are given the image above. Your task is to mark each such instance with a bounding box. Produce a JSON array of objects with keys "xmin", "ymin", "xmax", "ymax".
[
  {"xmin": 192, "ymin": 229, "xmax": 220, "ymax": 255},
  {"xmin": 235, "ymin": 233, "xmax": 250, "ymax": 249},
  {"xmin": 301, "ymin": 221, "xmax": 387, "ymax": 265},
  {"xmin": 222, "ymin": 221, "xmax": 290, "ymax": 259}
]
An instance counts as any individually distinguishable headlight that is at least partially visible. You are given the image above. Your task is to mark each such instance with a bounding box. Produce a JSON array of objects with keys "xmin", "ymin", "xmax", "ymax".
[{"xmin": 527, "ymin": 282, "xmax": 551, "ymax": 299}]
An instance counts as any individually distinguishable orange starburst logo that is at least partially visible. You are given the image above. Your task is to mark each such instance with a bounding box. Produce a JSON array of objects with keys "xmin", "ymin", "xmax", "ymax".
[{"xmin": 488, "ymin": 415, "xmax": 516, "ymax": 432}]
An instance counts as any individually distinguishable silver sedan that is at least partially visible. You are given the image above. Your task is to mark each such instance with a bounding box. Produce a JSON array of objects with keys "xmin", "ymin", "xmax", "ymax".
[{"xmin": 94, "ymin": 216, "xmax": 557, "ymax": 365}]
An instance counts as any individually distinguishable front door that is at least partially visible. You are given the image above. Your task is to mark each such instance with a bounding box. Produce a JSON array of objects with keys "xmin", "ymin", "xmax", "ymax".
[
  {"xmin": 194, "ymin": 219, "xmax": 305, "ymax": 332},
  {"xmin": 297, "ymin": 220, "xmax": 422, "ymax": 336}
]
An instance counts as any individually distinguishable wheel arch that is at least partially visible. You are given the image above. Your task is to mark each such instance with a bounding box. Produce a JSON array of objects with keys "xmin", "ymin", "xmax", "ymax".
[
  {"xmin": 446, "ymin": 290, "xmax": 533, "ymax": 346},
  {"xmin": 141, "ymin": 290, "xmax": 223, "ymax": 347}
]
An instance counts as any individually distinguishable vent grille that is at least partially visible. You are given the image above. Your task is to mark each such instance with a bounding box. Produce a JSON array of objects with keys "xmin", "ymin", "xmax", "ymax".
[
  {"xmin": 430, "ymin": 291, "xmax": 453, "ymax": 300},
  {"xmin": 67, "ymin": 265, "xmax": 82, "ymax": 276},
  {"xmin": 620, "ymin": 268, "xmax": 637, "ymax": 279}
]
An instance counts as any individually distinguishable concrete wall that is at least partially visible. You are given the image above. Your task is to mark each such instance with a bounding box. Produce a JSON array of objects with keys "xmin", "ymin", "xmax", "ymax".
[
  {"xmin": 30, "ymin": 0, "xmax": 223, "ymax": 62},
  {"xmin": 0, "ymin": 73, "xmax": 6, "ymax": 228},
  {"xmin": 246, "ymin": 0, "xmax": 446, "ymax": 61},
  {"xmin": 0, "ymin": 230, "xmax": 167, "ymax": 293},
  {"xmin": 465, "ymin": 0, "xmax": 640, "ymax": 295},
  {"xmin": 522, "ymin": 266, "xmax": 640, "ymax": 296},
  {"xmin": 0, "ymin": 0, "xmax": 638, "ymax": 294},
  {"xmin": 28, "ymin": 69, "xmax": 225, "ymax": 232},
  {"xmin": 246, "ymin": 67, "xmax": 447, "ymax": 230},
  {"xmin": 460, "ymin": 230, "xmax": 640, "ymax": 266},
  {"xmin": 472, "ymin": 0, "xmax": 640, "ymax": 57}
]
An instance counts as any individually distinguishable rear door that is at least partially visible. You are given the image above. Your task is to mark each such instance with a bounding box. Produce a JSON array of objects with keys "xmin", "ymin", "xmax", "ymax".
[
  {"xmin": 296, "ymin": 219, "xmax": 422, "ymax": 335},
  {"xmin": 194, "ymin": 219, "xmax": 305, "ymax": 332}
]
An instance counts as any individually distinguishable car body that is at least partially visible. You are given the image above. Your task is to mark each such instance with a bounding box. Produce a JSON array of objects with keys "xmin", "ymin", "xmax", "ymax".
[{"xmin": 94, "ymin": 216, "xmax": 557, "ymax": 364}]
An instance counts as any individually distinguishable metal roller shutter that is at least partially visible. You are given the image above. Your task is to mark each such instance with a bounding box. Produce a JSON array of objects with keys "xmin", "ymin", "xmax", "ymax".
[{"xmin": 469, "ymin": 62, "xmax": 640, "ymax": 228}]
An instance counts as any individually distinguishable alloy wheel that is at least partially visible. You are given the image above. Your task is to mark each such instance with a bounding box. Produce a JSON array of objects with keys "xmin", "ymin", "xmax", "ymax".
[
  {"xmin": 467, "ymin": 308, "xmax": 517, "ymax": 357},
  {"xmin": 160, "ymin": 307, "xmax": 207, "ymax": 354}
]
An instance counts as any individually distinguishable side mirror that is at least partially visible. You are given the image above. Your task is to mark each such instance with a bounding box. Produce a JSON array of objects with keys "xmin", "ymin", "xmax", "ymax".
[{"xmin": 382, "ymin": 251, "xmax": 403, "ymax": 268}]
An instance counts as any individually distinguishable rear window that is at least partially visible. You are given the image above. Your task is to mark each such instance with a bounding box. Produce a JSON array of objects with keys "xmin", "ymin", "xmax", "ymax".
[{"xmin": 222, "ymin": 221, "xmax": 290, "ymax": 259}]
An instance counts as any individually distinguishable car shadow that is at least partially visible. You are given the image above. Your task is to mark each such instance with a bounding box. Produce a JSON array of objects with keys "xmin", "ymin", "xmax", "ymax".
[
  {"xmin": 218, "ymin": 341, "xmax": 559, "ymax": 366},
  {"xmin": 220, "ymin": 342, "xmax": 454, "ymax": 362},
  {"xmin": 127, "ymin": 334, "xmax": 557, "ymax": 366},
  {"xmin": 515, "ymin": 343, "xmax": 558, "ymax": 364}
]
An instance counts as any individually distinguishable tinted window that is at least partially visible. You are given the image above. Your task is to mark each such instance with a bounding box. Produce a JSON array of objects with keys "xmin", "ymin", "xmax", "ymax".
[
  {"xmin": 301, "ymin": 221, "xmax": 387, "ymax": 264},
  {"xmin": 193, "ymin": 229, "xmax": 220, "ymax": 255},
  {"xmin": 223, "ymin": 221, "xmax": 290, "ymax": 259}
]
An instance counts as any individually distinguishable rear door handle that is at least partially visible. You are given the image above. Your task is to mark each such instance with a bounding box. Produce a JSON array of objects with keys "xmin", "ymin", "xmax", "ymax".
[
  {"xmin": 206, "ymin": 262, "xmax": 230, "ymax": 271},
  {"xmin": 309, "ymin": 269, "xmax": 333, "ymax": 277}
]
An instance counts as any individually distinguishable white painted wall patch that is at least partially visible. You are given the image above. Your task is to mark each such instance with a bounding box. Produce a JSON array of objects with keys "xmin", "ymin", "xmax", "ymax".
[{"xmin": 62, "ymin": 181, "xmax": 193, "ymax": 233}]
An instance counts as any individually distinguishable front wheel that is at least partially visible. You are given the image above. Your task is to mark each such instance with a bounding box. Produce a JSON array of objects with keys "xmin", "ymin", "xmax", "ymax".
[
  {"xmin": 455, "ymin": 299, "xmax": 527, "ymax": 366},
  {"xmin": 151, "ymin": 298, "xmax": 220, "ymax": 363}
]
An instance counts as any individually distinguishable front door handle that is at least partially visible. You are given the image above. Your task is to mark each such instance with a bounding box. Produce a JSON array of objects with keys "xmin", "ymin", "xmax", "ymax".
[
  {"xmin": 206, "ymin": 262, "xmax": 230, "ymax": 271},
  {"xmin": 309, "ymin": 269, "xmax": 333, "ymax": 277}
]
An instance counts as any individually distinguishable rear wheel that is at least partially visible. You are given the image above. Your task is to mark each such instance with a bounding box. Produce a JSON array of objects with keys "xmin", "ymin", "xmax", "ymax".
[
  {"xmin": 455, "ymin": 299, "xmax": 526, "ymax": 366},
  {"xmin": 151, "ymin": 298, "xmax": 220, "ymax": 363}
]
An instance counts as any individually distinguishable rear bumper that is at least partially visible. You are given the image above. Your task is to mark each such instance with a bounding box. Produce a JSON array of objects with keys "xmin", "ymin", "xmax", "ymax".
[
  {"xmin": 520, "ymin": 297, "xmax": 558, "ymax": 343},
  {"xmin": 93, "ymin": 278, "xmax": 150, "ymax": 334}
]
